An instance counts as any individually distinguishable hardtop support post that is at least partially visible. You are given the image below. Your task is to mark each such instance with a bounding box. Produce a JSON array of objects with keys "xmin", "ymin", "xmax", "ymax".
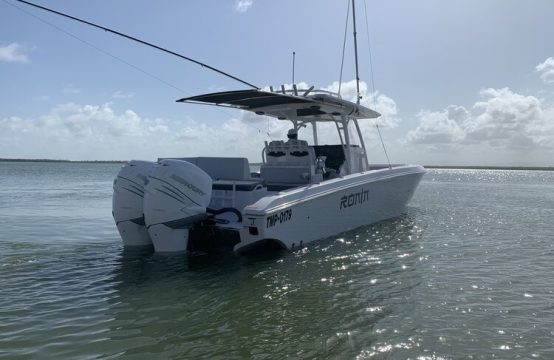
[
  {"xmin": 341, "ymin": 116, "xmax": 352, "ymax": 175},
  {"xmin": 353, "ymin": 119, "xmax": 369, "ymax": 170}
]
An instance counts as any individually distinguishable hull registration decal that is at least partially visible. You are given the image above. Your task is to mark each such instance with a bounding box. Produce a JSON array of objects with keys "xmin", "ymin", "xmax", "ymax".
[{"xmin": 266, "ymin": 209, "xmax": 292, "ymax": 228}]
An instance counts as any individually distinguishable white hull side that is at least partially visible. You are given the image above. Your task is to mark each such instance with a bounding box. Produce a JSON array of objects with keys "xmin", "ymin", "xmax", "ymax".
[{"xmin": 237, "ymin": 165, "xmax": 425, "ymax": 252}]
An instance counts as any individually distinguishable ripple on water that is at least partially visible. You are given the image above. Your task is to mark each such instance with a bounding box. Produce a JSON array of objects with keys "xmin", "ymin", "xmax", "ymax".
[{"xmin": 1, "ymin": 166, "xmax": 554, "ymax": 358}]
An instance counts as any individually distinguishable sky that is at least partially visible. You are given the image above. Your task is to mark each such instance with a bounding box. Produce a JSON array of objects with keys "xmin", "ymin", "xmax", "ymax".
[{"xmin": 1, "ymin": 0, "xmax": 553, "ymax": 166}]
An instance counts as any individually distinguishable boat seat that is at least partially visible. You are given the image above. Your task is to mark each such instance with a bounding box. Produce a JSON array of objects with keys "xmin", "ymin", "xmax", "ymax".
[
  {"xmin": 212, "ymin": 179, "xmax": 264, "ymax": 191},
  {"xmin": 265, "ymin": 139, "xmax": 315, "ymax": 166},
  {"xmin": 285, "ymin": 139, "xmax": 316, "ymax": 166},
  {"xmin": 261, "ymin": 138, "xmax": 317, "ymax": 187},
  {"xmin": 161, "ymin": 157, "xmax": 256, "ymax": 181},
  {"xmin": 260, "ymin": 164, "xmax": 313, "ymax": 186},
  {"xmin": 265, "ymin": 141, "xmax": 288, "ymax": 165}
]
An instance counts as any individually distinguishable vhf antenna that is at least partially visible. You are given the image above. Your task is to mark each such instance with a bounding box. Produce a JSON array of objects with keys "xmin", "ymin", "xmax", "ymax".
[{"xmin": 292, "ymin": 51, "xmax": 296, "ymax": 84}]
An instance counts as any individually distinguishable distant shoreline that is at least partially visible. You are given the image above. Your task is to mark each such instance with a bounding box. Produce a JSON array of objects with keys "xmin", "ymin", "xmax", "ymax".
[
  {"xmin": 0, "ymin": 158, "xmax": 124, "ymax": 164},
  {"xmin": 422, "ymin": 165, "xmax": 554, "ymax": 171},
  {"xmin": 1, "ymin": 158, "xmax": 552, "ymax": 171}
]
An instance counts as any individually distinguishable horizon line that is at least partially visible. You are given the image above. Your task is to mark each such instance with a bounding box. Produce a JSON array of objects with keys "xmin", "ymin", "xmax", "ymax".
[{"xmin": 1, "ymin": 158, "xmax": 552, "ymax": 171}]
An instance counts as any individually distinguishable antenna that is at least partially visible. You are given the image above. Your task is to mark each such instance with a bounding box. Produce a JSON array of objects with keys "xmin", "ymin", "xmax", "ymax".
[
  {"xmin": 351, "ymin": 0, "xmax": 361, "ymax": 104},
  {"xmin": 292, "ymin": 51, "xmax": 296, "ymax": 84},
  {"xmin": 13, "ymin": 0, "xmax": 259, "ymax": 89}
]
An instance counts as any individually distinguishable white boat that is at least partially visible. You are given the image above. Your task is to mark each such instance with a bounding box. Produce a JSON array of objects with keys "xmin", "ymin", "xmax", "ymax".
[
  {"xmin": 12, "ymin": 1, "xmax": 424, "ymax": 254},
  {"xmin": 111, "ymin": 0, "xmax": 425, "ymax": 254},
  {"xmin": 112, "ymin": 87, "xmax": 425, "ymax": 254}
]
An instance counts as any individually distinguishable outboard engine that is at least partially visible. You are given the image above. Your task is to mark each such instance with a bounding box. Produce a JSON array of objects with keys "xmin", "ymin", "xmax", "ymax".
[
  {"xmin": 112, "ymin": 160, "xmax": 156, "ymax": 246},
  {"xmin": 143, "ymin": 159, "xmax": 212, "ymax": 252}
]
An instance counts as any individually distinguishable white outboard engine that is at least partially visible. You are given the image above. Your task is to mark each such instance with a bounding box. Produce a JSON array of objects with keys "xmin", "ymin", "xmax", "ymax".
[
  {"xmin": 112, "ymin": 160, "xmax": 156, "ymax": 246},
  {"xmin": 143, "ymin": 159, "xmax": 212, "ymax": 252}
]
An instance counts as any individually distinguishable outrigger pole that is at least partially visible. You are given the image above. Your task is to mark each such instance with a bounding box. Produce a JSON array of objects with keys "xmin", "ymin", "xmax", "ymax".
[
  {"xmin": 351, "ymin": 0, "xmax": 362, "ymax": 105},
  {"xmin": 350, "ymin": 0, "xmax": 369, "ymax": 170},
  {"xmin": 14, "ymin": 0, "xmax": 259, "ymax": 90}
]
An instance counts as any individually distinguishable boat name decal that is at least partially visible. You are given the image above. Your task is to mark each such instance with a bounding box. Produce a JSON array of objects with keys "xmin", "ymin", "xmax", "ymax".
[
  {"xmin": 266, "ymin": 209, "xmax": 292, "ymax": 228},
  {"xmin": 340, "ymin": 188, "xmax": 369, "ymax": 209},
  {"xmin": 169, "ymin": 174, "xmax": 205, "ymax": 196}
]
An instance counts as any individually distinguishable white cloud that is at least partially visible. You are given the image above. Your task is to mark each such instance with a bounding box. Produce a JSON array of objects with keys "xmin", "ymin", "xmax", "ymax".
[
  {"xmin": 405, "ymin": 106, "xmax": 466, "ymax": 146},
  {"xmin": 112, "ymin": 90, "xmax": 134, "ymax": 99},
  {"xmin": 536, "ymin": 57, "xmax": 554, "ymax": 84},
  {"xmin": 323, "ymin": 79, "xmax": 400, "ymax": 128},
  {"xmin": 6, "ymin": 80, "xmax": 551, "ymax": 166},
  {"xmin": 398, "ymin": 58, "xmax": 554, "ymax": 165},
  {"xmin": 465, "ymin": 88, "xmax": 542, "ymax": 146},
  {"xmin": 62, "ymin": 84, "xmax": 81, "ymax": 94},
  {"xmin": 0, "ymin": 43, "xmax": 29, "ymax": 63},
  {"xmin": 0, "ymin": 103, "xmax": 270, "ymax": 161},
  {"xmin": 404, "ymin": 87, "xmax": 554, "ymax": 157},
  {"xmin": 234, "ymin": 0, "xmax": 253, "ymax": 13},
  {"xmin": 0, "ymin": 80, "xmax": 400, "ymax": 161}
]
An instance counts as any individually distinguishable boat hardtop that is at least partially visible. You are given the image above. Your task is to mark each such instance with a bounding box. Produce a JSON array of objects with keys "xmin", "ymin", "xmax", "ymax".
[{"xmin": 177, "ymin": 88, "xmax": 381, "ymax": 121}]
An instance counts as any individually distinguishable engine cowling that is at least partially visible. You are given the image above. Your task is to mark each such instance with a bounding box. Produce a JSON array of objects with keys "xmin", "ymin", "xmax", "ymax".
[
  {"xmin": 112, "ymin": 160, "xmax": 156, "ymax": 246},
  {"xmin": 143, "ymin": 159, "xmax": 212, "ymax": 252}
]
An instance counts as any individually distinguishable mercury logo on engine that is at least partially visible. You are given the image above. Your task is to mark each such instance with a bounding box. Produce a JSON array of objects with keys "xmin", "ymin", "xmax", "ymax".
[
  {"xmin": 340, "ymin": 188, "xmax": 369, "ymax": 209},
  {"xmin": 169, "ymin": 174, "xmax": 205, "ymax": 196},
  {"xmin": 266, "ymin": 209, "xmax": 292, "ymax": 228}
]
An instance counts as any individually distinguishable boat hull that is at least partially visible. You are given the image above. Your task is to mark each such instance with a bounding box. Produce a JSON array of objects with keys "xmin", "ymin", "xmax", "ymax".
[{"xmin": 236, "ymin": 165, "xmax": 425, "ymax": 252}]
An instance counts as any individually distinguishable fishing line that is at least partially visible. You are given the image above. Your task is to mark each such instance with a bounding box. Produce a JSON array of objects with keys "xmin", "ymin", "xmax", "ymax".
[
  {"xmin": 13, "ymin": 0, "xmax": 259, "ymax": 89},
  {"xmin": 2, "ymin": 0, "xmax": 189, "ymax": 95},
  {"xmin": 1, "ymin": 0, "xmax": 269, "ymax": 138}
]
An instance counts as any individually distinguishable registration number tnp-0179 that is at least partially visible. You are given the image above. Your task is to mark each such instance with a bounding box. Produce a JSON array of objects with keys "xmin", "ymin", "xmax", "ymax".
[{"xmin": 266, "ymin": 209, "xmax": 292, "ymax": 228}]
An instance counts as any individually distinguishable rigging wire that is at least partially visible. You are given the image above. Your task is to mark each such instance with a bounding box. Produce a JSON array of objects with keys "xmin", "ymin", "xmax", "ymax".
[
  {"xmin": 375, "ymin": 115, "xmax": 392, "ymax": 169},
  {"xmin": 1, "ymin": 0, "xmax": 270, "ymax": 139},
  {"xmin": 363, "ymin": 0, "xmax": 392, "ymax": 169},
  {"xmin": 363, "ymin": 0, "xmax": 377, "ymax": 99},
  {"xmin": 337, "ymin": 0, "xmax": 350, "ymax": 96}
]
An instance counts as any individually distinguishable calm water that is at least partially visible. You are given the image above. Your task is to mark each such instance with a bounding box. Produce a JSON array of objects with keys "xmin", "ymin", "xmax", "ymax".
[{"xmin": 1, "ymin": 162, "xmax": 553, "ymax": 359}]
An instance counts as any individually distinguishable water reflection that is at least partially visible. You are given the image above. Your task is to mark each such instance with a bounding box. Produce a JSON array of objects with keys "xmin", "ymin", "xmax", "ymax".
[
  {"xmin": 106, "ymin": 214, "xmax": 424, "ymax": 358},
  {"xmin": 4, "ymin": 164, "xmax": 554, "ymax": 358}
]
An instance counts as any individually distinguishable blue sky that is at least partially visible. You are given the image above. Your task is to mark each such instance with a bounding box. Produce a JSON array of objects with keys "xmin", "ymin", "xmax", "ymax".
[{"xmin": 1, "ymin": 0, "xmax": 553, "ymax": 166}]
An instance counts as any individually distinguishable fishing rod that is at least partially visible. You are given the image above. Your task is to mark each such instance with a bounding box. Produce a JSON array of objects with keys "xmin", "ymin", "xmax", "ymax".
[{"xmin": 13, "ymin": 0, "xmax": 259, "ymax": 89}]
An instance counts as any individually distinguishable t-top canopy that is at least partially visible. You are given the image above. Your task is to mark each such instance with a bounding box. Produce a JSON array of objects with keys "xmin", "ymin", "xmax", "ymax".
[{"xmin": 177, "ymin": 89, "xmax": 381, "ymax": 121}]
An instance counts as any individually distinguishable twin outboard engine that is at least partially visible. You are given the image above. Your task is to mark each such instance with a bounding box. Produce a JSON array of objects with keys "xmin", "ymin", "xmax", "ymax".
[
  {"xmin": 143, "ymin": 159, "xmax": 212, "ymax": 252},
  {"xmin": 112, "ymin": 160, "xmax": 156, "ymax": 246}
]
